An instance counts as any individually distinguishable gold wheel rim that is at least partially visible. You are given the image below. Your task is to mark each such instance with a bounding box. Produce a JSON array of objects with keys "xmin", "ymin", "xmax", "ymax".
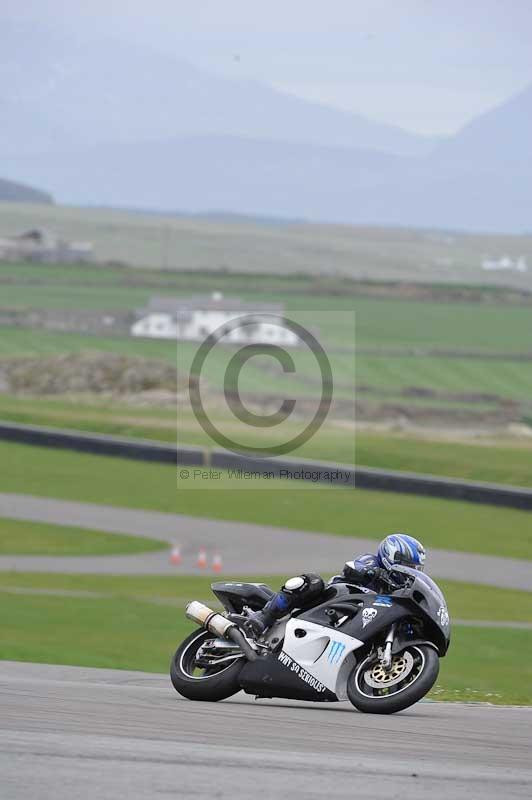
[{"xmin": 362, "ymin": 650, "xmax": 416, "ymax": 689}]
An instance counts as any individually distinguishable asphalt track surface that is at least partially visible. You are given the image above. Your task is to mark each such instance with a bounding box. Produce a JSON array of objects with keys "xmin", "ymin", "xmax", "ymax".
[
  {"xmin": 1, "ymin": 493, "xmax": 531, "ymax": 590},
  {"xmin": 1, "ymin": 661, "xmax": 530, "ymax": 800}
]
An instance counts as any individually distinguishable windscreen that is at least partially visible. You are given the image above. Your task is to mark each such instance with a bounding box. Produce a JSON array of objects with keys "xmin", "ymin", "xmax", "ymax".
[{"xmin": 394, "ymin": 565, "xmax": 447, "ymax": 605}]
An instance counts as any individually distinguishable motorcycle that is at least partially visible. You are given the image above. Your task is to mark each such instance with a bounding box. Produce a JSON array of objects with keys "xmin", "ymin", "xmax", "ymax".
[{"xmin": 170, "ymin": 565, "xmax": 450, "ymax": 714}]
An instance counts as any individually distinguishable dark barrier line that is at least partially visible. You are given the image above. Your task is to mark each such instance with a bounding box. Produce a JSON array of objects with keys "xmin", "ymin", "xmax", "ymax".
[
  {"xmin": 0, "ymin": 421, "xmax": 180, "ymax": 465},
  {"xmin": 0, "ymin": 421, "xmax": 531, "ymax": 511}
]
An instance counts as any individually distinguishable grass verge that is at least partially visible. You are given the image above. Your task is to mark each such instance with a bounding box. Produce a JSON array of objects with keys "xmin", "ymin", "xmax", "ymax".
[
  {"xmin": 431, "ymin": 627, "xmax": 532, "ymax": 705},
  {"xmin": 1, "ymin": 440, "xmax": 531, "ymax": 560},
  {"xmin": 1, "ymin": 572, "xmax": 531, "ymax": 622},
  {"xmin": 0, "ymin": 517, "xmax": 166, "ymax": 556}
]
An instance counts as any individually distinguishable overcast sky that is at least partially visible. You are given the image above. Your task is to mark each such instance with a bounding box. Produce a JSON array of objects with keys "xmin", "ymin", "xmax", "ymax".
[{"xmin": 5, "ymin": 0, "xmax": 532, "ymax": 135}]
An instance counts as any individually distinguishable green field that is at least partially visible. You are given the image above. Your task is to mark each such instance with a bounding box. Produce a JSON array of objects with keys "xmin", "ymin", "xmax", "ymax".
[
  {"xmin": 0, "ymin": 516, "xmax": 166, "ymax": 555},
  {"xmin": 2, "ymin": 258, "xmax": 532, "ymax": 424},
  {"xmin": 1, "ymin": 572, "xmax": 530, "ymax": 704},
  {"xmin": 2, "ymin": 260, "xmax": 532, "ymax": 354},
  {"xmin": 0, "ymin": 327, "xmax": 176, "ymax": 361},
  {"xmin": 2, "ymin": 440, "xmax": 531, "ymax": 559},
  {"xmin": 1, "ymin": 326, "xmax": 532, "ymax": 411},
  {"xmin": 1, "ymin": 393, "xmax": 531, "ymax": 486}
]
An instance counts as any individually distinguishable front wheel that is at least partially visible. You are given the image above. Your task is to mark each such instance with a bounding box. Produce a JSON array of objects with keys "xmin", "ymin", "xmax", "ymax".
[
  {"xmin": 170, "ymin": 628, "xmax": 244, "ymax": 701},
  {"xmin": 347, "ymin": 644, "xmax": 439, "ymax": 714}
]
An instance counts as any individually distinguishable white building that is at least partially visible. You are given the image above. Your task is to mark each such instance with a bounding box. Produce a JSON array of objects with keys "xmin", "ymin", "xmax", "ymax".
[
  {"xmin": 481, "ymin": 255, "xmax": 528, "ymax": 273},
  {"xmin": 131, "ymin": 293, "xmax": 300, "ymax": 346}
]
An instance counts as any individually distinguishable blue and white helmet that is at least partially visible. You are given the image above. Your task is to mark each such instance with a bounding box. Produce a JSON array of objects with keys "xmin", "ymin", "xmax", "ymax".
[{"xmin": 377, "ymin": 533, "xmax": 426, "ymax": 572}]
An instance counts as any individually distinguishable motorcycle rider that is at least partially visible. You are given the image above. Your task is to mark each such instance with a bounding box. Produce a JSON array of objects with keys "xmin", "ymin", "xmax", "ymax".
[{"xmin": 244, "ymin": 533, "xmax": 426, "ymax": 637}]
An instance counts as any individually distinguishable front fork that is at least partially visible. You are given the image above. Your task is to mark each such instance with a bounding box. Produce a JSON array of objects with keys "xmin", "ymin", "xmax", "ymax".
[{"xmin": 380, "ymin": 624, "xmax": 396, "ymax": 671}]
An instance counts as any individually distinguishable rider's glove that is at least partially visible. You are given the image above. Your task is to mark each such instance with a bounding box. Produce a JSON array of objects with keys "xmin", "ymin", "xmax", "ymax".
[
  {"xmin": 374, "ymin": 567, "xmax": 402, "ymax": 590},
  {"xmin": 342, "ymin": 562, "xmax": 376, "ymax": 583}
]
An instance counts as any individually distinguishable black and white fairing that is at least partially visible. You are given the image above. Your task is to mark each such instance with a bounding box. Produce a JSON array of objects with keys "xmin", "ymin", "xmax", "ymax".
[{"xmin": 239, "ymin": 615, "xmax": 364, "ymax": 702}]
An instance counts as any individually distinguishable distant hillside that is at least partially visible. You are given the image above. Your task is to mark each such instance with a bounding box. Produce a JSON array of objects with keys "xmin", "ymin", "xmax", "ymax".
[
  {"xmin": 0, "ymin": 177, "xmax": 53, "ymax": 204},
  {"xmin": 0, "ymin": 202, "xmax": 531, "ymax": 291}
]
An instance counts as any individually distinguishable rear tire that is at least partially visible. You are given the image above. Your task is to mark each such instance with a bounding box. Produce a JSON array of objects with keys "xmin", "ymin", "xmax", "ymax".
[
  {"xmin": 170, "ymin": 628, "xmax": 244, "ymax": 702},
  {"xmin": 347, "ymin": 644, "xmax": 439, "ymax": 714}
]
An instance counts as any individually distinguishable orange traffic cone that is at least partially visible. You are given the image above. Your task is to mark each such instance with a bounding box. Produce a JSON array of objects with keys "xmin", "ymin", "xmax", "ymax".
[
  {"xmin": 197, "ymin": 547, "xmax": 207, "ymax": 569},
  {"xmin": 212, "ymin": 553, "xmax": 223, "ymax": 573},
  {"xmin": 169, "ymin": 545, "xmax": 181, "ymax": 565}
]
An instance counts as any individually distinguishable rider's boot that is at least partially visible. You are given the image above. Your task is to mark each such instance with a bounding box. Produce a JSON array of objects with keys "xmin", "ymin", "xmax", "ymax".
[{"xmin": 243, "ymin": 592, "xmax": 291, "ymax": 638}]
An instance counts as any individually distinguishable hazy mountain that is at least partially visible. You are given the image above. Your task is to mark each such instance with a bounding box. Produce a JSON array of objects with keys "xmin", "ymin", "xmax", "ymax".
[
  {"xmin": 433, "ymin": 82, "xmax": 532, "ymax": 169},
  {"xmin": 1, "ymin": 21, "xmax": 437, "ymax": 158},
  {"xmin": 415, "ymin": 82, "xmax": 532, "ymax": 230},
  {"xmin": 0, "ymin": 177, "xmax": 53, "ymax": 204}
]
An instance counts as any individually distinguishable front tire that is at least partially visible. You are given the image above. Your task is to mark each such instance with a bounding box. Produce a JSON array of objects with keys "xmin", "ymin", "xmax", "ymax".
[
  {"xmin": 170, "ymin": 628, "xmax": 244, "ymax": 701},
  {"xmin": 347, "ymin": 644, "xmax": 439, "ymax": 714}
]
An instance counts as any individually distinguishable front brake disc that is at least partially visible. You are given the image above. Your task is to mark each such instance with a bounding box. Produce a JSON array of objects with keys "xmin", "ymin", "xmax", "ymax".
[{"xmin": 363, "ymin": 650, "xmax": 414, "ymax": 689}]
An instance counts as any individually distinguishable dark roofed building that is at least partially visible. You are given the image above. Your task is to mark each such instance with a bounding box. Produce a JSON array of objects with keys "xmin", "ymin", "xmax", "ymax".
[{"xmin": 0, "ymin": 227, "xmax": 93, "ymax": 263}]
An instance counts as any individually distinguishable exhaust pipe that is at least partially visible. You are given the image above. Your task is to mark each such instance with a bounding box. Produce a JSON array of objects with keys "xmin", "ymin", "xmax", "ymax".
[
  {"xmin": 186, "ymin": 601, "xmax": 234, "ymax": 638},
  {"xmin": 186, "ymin": 601, "xmax": 257, "ymax": 661}
]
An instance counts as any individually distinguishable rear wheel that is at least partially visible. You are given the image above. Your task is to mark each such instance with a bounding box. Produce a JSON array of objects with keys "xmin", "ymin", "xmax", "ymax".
[
  {"xmin": 170, "ymin": 629, "xmax": 244, "ymax": 701},
  {"xmin": 347, "ymin": 644, "xmax": 439, "ymax": 714}
]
